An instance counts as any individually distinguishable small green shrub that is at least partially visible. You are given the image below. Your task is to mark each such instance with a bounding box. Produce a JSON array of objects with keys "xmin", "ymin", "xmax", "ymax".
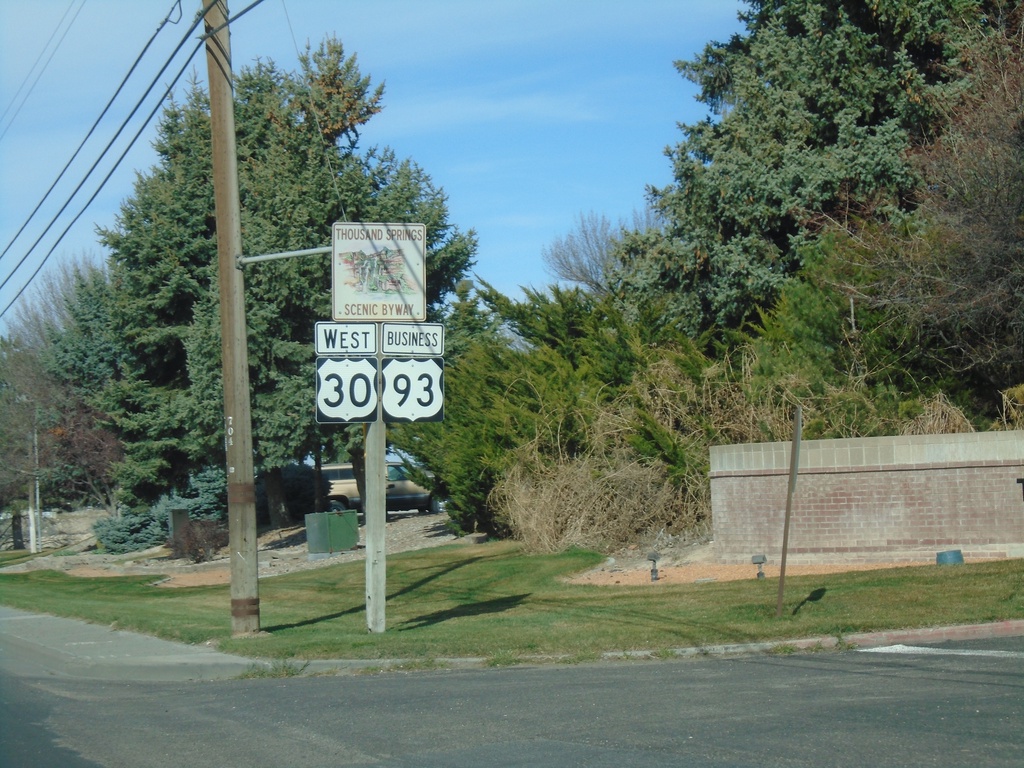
[
  {"xmin": 93, "ymin": 508, "xmax": 167, "ymax": 554},
  {"xmin": 94, "ymin": 467, "xmax": 227, "ymax": 554}
]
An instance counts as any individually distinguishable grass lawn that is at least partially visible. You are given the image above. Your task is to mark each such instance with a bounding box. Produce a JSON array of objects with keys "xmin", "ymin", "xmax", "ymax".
[{"xmin": 1, "ymin": 541, "xmax": 1021, "ymax": 664}]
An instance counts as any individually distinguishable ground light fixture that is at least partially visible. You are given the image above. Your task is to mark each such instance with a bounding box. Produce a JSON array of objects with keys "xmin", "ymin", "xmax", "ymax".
[
  {"xmin": 648, "ymin": 551, "xmax": 661, "ymax": 582},
  {"xmin": 751, "ymin": 553, "xmax": 767, "ymax": 579}
]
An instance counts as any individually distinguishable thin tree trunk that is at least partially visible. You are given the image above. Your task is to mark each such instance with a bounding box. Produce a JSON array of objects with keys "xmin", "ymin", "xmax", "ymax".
[
  {"xmin": 264, "ymin": 466, "xmax": 290, "ymax": 529},
  {"xmin": 11, "ymin": 512, "xmax": 24, "ymax": 550}
]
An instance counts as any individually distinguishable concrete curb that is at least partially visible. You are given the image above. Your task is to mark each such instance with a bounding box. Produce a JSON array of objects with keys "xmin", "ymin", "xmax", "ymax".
[
  {"xmin": 2, "ymin": 604, "xmax": 1022, "ymax": 682},
  {"xmin": 637, "ymin": 619, "xmax": 1024, "ymax": 659}
]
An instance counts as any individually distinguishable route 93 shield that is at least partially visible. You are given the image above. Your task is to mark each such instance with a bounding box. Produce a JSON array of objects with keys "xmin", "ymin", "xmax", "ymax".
[
  {"xmin": 315, "ymin": 357, "xmax": 378, "ymax": 423},
  {"xmin": 381, "ymin": 358, "xmax": 444, "ymax": 422}
]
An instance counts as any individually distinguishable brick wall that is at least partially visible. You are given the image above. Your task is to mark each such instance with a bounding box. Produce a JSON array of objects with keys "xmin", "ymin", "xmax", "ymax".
[{"xmin": 709, "ymin": 431, "xmax": 1024, "ymax": 565}]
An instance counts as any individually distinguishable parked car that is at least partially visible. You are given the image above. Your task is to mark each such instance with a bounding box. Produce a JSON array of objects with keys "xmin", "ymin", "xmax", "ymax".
[{"xmin": 322, "ymin": 462, "xmax": 438, "ymax": 515}]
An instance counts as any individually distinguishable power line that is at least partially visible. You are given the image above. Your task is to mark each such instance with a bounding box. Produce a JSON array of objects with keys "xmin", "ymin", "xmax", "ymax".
[
  {"xmin": 0, "ymin": 38, "xmax": 207, "ymax": 321},
  {"xmin": 0, "ymin": 0, "xmax": 87, "ymax": 142},
  {"xmin": 0, "ymin": 0, "xmax": 187, "ymax": 264},
  {"xmin": 0, "ymin": 0, "xmax": 267, "ymax": 322},
  {"xmin": 0, "ymin": 1, "xmax": 205, "ymax": 298}
]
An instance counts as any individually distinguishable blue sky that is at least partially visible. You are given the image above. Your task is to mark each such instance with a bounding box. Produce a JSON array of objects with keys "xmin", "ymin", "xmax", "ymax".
[{"xmin": 0, "ymin": 0, "xmax": 746, "ymax": 323}]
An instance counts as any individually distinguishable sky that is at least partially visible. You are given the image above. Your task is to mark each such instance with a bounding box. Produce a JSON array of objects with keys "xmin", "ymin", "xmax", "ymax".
[{"xmin": 0, "ymin": 0, "xmax": 747, "ymax": 327}]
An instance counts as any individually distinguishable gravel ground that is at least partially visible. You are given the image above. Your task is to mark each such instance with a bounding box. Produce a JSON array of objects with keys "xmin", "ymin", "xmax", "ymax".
[
  {"xmin": 1, "ymin": 511, "xmax": 463, "ymax": 588},
  {"xmin": 2, "ymin": 512, "xmax": 941, "ymax": 588}
]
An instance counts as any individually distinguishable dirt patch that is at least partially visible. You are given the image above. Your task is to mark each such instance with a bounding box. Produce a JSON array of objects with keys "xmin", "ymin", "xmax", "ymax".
[
  {"xmin": 63, "ymin": 566, "xmax": 137, "ymax": 580},
  {"xmin": 567, "ymin": 537, "xmax": 936, "ymax": 585},
  {"xmin": 3, "ymin": 514, "xmax": 964, "ymax": 588},
  {"xmin": 152, "ymin": 570, "xmax": 231, "ymax": 587},
  {"xmin": 57, "ymin": 565, "xmax": 233, "ymax": 587},
  {"xmin": 567, "ymin": 560, "xmax": 933, "ymax": 586},
  {"xmin": 155, "ymin": 512, "xmax": 463, "ymax": 587}
]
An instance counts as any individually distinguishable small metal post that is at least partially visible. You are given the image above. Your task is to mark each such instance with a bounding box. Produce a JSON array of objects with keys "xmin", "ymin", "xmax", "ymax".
[{"xmin": 776, "ymin": 405, "xmax": 802, "ymax": 618}]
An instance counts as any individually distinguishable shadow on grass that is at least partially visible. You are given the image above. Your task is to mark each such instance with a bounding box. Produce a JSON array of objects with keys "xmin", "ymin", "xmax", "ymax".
[
  {"xmin": 386, "ymin": 553, "xmax": 497, "ymax": 601},
  {"xmin": 399, "ymin": 593, "xmax": 531, "ymax": 630},
  {"xmin": 261, "ymin": 553, "xmax": 492, "ymax": 633},
  {"xmin": 261, "ymin": 604, "xmax": 365, "ymax": 633},
  {"xmin": 792, "ymin": 587, "xmax": 827, "ymax": 616}
]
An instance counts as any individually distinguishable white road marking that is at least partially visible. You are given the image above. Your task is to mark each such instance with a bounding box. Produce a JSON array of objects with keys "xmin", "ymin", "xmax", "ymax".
[{"xmin": 860, "ymin": 643, "xmax": 1024, "ymax": 658}]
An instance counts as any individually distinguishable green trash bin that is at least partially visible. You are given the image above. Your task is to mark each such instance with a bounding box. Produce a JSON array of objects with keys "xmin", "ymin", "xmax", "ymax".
[{"xmin": 305, "ymin": 510, "xmax": 359, "ymax": 556}]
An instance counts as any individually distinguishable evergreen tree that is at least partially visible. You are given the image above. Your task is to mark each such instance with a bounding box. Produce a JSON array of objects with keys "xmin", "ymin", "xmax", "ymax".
[
  {"xmin": 98, "ymin": 38, "xmax": 475, "ymax": 511},
  {"xmin": 0, "ymin": 262, "xmax": 123, "ymax": 515},
  {"xmin": 0, "ymin": 336, "xmax": 39, "ymax": 519},
  {"xmin": 394, "ymin": 284, "xmax": 649, "ymax": 534},
  {"xmin": 846, "ymin": 2, "xmax": 1024, "ymax": 397},
  {"xmin": 617, "ymin": 0, "xmax": 987, "ymax": 335}
]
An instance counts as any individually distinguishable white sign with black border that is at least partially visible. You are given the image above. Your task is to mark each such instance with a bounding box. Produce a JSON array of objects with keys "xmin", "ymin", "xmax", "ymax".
[
  {"xmin": 381, "ymin": 357, "xmax": 444, "ymax": 422},
  {"xmin": 381, "ymin": 322, "xmax": 444, "ymax": 357},
  {"xmin": 314, "ymin": 322, "xmax": 377, "ymax": 356},
  {"xmin": 315, "ymin": 357, "xmax": 379, "ymax": 423}
]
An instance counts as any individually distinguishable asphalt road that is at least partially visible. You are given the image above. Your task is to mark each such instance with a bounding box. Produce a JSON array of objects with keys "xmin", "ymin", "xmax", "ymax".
[{"xmin": 2, "ymin": 636, "xmax": 1022, "ymax": 767}]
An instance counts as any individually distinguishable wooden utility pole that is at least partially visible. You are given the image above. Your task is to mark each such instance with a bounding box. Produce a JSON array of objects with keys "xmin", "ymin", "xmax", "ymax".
[{"xmin": 204, "ymin": 0, "xmax": 259, "ymax": 635}]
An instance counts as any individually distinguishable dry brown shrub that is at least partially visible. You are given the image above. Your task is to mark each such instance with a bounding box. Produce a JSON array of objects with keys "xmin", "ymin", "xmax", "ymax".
[
  {"xmin": 493, "ymin": 454, "xmax": 690, "ymax": 554},
  {"xmin": 632, "ymin": 350, "xmax": 795, "ymax": 444},
  {"xmin": 495, "ymin": 335, "xmax": 992, "ymax": 555},
  {"xmin": 1000, "ymin": 386, "xmax": 1024, "ymax": 429},
  {"xmin": 900, "ymin": 392, "xmax": 974, "ymax": 435},
  {"xmin": 495, "ymin": 348, "xmax": 802, "ymax": 555},
  {"xmin": 168, "ymin": 520, "xmax": 228, "ymax": 563},
  {"xmin": 701, "ymin": 357, "xmax": 797, "ymax": 444},
  {"xmin": 492, "ymin": 408, "xmax": 705, "ymax": 554}
]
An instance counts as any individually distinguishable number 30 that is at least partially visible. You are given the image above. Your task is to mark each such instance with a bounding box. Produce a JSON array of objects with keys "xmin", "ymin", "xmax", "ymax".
[{"xmin": 322, "ymin": 372, "xmax": 373, "ymax": 409}]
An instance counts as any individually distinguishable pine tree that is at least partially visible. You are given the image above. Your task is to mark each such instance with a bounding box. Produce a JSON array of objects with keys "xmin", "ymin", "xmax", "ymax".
[
  {"xmin": 617, "ymin": 0, "xmax": 987, "ymax": 335},
  {"xmin": 98, "ymin": 38, "xmax": 475, "ymax": 511}
]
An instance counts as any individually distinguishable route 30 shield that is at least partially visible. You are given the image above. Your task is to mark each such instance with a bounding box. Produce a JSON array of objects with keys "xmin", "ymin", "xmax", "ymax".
[{"xmin": 316, "ymin": 357, "xmax": 378, "ymax": 423}]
